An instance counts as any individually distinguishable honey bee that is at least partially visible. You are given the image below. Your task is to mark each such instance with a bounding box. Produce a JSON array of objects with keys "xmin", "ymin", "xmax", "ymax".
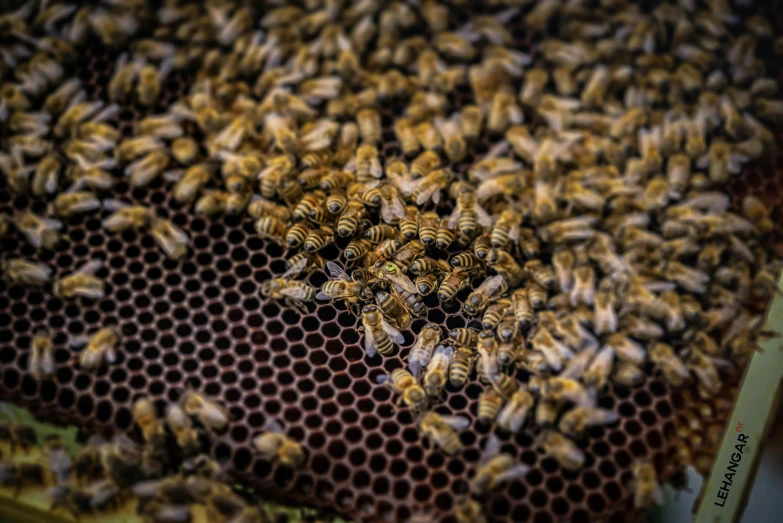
[
  {"xmin": 435, "ymin": 114, "xmax": 466, "ymax": 163},
  {"xmin": 31, "ymin": 154, "xmax": 60, "ymax": 197},
  {"xmin": 449, "ymin": 328, "xmax": 480, "ymax": 348},
  {"xmin": 418, "ymin": 212, "xmax": 440, "ymax": 246},
  {"xmin": 520, "ymin": 68, "xmax": 548, "ymax": 106},
  {"xmin": 478, "ymin": 388, "xmax": 504, "ymax": 425},
  {"xmin": 133, "ymin": 397, "xmax": 166, "ymax": 447},
  {"xmin": 684, "ymin": 349, "xmax": 723, "ymax": 394},
  {"xmin": 29, "ymin": 330, "xmax": 55, "ymax": 381},
  {"xmin": 54, "ymin": 258, "xmax": 104, "ymax": 300},
  {"xmin": 394, "ymin": 118, "xmax": 419, "ymax": 156},
  {"xmin": 472, "ymin": 436, "xmax": 529, "ymax": 495},
  {"xmin": 337, "ymin": 200, "xmax": 368, "ymax": 238},
  {"xmin": 409, "ymin": 151, "xmax": 441, "ymax": 180},
  {"xmin": 254, "ymin": 420, "xmax": 304, "ymax": 469},
  {"xmin": 497, "ymin": 388, "xmax": 535, "ymax": 433},
  {"xmin": 164, "ymin": 164, "xmax": 211, "ymax": 204},
  {"xmin": 181, "ymin": 389, "xmax": 230, "ymax": 432},
  {"xmin": 317, "ymin": 261, "xmax": 373, "ymax": 313},
  {"xmin": 612, "ymin": 362, "xmax": 645, "ymax": 387},
  {"xmin": 449, "ymin": 187, "xmax": 492, "ymax": 238},
  {"xmin": 365, "ymin": 224, "xmax": 400, "ymax": 244},
  {"xmin": 303, "ymin": 225, "xmax": 335, "ymax": 252},
  {"xmin": 252, "ymin": 216, "xmax": 287, "ymax": 247},
  {"xmin": 150, "ymin": 218, "xmax": 189, "ymax": 260},
  {"xmin": 357, "ymin": 108, "xmax": 381, "ymax": 144},
  {"xmin": 398, "ymin": 205, "xmax": 420, "ymax": 240},
  {"xmin": 536, "ymin": 430, "xmax": 585, "ymax": 470},
  {"xmin": 418, "ymin": 411, "xmax": 469, "ymax": 455},
  {"xmin": 407, "ymin": 324, "xmax": 441, "ymax": 378},
  {"xmin": 102, "ymin": 199, "xmax": 155, "ymax": 232},
  {"xmin": 530, "ymin": 326, "xmax": 573, "ymax": 372},
  {"xmin": 361, "ymin": 304, "xmax": 404, "ymax": 358},
  {"xmin": 71, "ymin": 327, "xmax": 119, "ymax": 371},
  {"xmin": 423, "ymin": 344, "xmax": 454, "ymax": 399},
  {"xmin": 490, "ymin": 209, "xmax": 521, "ymax": 250},
  {"xmin": 483, "ymin": 298, "xmax": 512, "ymax": 330},
  {"xmin": 15, "ymin": 212, "xmax": 62, "ymax": 250},
  {"xmin": 449, "ymin": 346, "xmax": 475, "ymax": 388},
  {"xmin": 377, "ymin": 369, "xmax": 428, "ymax": 415},
  {"xmin": 460, "ymin": 105, "xmax": 483, "ymax": 141},
  {"xmin": 742, "ymin": 195, "xmax": 774, "ymax": 234},
  {"xmin": 109, "ymin": 54, "xmax": 140, "ymax": 102},
  {"xmin": 455, "ymin": 498, "xmax": 486, "ymax": 523},
  {"xmin": 344, "ymin": 238, "xmax": 373, "ymax": 262},
  {"xmin": 488, "ymin": 91, "xmax": 524, "ymax": 135},
  {"xmin": 137, "ymin": 59, "xmax": 173, "ymax": 106},
  {"xmin": 438, "ymin": 269, "xmax": 472, "ymax": 301},
  {"xmin": 48, "ymin": 190, "xmax": 101, "ymax": 218},
  {"xmin": 650, "ymin": 343, "xmax": 690, "ymax": 387},
  {"xmin": 1, "ymin": 259, "xmax": 52, "ymax": 286},
  {"xmin": 403, "ymin": 168, "xmax": 452, "ymax": 205},
  {"xmin": 463, "ymin": 275, "xmax": 506, "ymax": 316},
  {"xmin": 373, "ymin": 261, "xmax": 417, "ymax": 293},
  {"xmin": 559, "ymin": 405, "xmax": 619, "ymax": 438},
  {"xmin": 375, "ymin": 290, "xmax": 413, "ymax": 329},
  {"xmin": 473, "ymin": 233, "xmax": 493, "ymax": 261},
  {"xmin": 165, "ymin": 403, "xmax": 201, "ymax": 456},
  {"xmin": 260, "ymin": 260, "xmax": 315, "ymax": 314},
  {"xmin": 125, "ymin": 150, "xmax": 170, "ymax": 188},
  {"xmin": 632, "ymin": 459, "xmax": 662, "ymax": 508}
]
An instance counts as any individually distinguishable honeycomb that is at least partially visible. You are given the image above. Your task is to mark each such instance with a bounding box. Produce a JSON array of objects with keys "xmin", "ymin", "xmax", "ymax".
[{"xmin": 2, "ymin": 17, "xmax": 783, "ymax": 523}]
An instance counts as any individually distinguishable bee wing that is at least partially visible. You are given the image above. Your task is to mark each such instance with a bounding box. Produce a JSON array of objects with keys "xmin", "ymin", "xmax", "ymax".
[
  {"xmin": 415, "ymin": 184, "xmax": 439, "ymax": 206},
  {"xmin": 475, "ymin": 203, "xmax": 493, "ymax": 228},
  {"xmin": 101, "ymin": 198, "xmax": 129, "ymax": 212},
  {"xmin": 282, "ymin": 257, "xmax": 309, "ymax": 278},
  {"xmin": 387, "ymin": 271, "xmax": 418, "ymax": 294},
  {"xmin": 448, "ymin": 203, "xmax": 461, "ymax": 229},
  {"xmin": 363, "ymin": 325, "xmax": 378, "ymax": 358},
  {"xmin": 262, "ymin": 419, "xmax": 284, "ymax": 434},
  {"xmin": 381, "ymin": 320, "xmax": 405, "ymax": 344},
  {"xmin": 163, "ymin": 169, "xmax": 185, "ymax": 182},
  {"xmin": 69, "ymin": 335, "xmax": 88, "ymax": 348},
  {"xmin": 40, "ymin": 216, "xmax": 63, "ymax": 230},
  {"xmin": 478, "ymin": 275, "xmax": 504, "ymax": 297},
  {"xmin": 381, "ymin": 193, "xmax": 406, "ymax": 224},
  {"xmin": 586, "ymin": 407, "xmax": 619, "ymax": 426},
  {"xmin": 495, "ymin": 464, "xmax": 531, "ymax": 484},
  {"xmin": 441, "ymin": 415, "xmax": 470, "ymax": 431},
  {"xmin": 482, "ymin": 434, "xmax": 501, "ymax": 461},
  {"xmin": 375, "ymin": 374, "xmax": 391, "ymax": 385},
  {"xmin": 280, "ymin": 285, "xmax": 311, "ymax": 301},
  {"xmin": 326, "ymin": 261, "xmax": 351, "ymax": 281},
  {"xmin": 75, "ymin": 258, "xmax": 103, "ymax": 275},
  {"xmin": 369, "ymin": 158, "xmax": 383, "ymax": 179}
]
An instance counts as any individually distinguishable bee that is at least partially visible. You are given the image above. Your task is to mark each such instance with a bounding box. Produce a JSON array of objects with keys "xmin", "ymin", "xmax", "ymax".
[
  {"xmin": 490, "ymin": 209, "xmax": 521, "ymax": 250},
  {"xmin": 361, "ymin": 304, "xmax": 404, "ymax": 358},
  {"xmin": 394, "ymin": 205, "xmax": 418, "ymax": 240},
  {"xmin": 363, "ymin": 224, "xmax": 398, "ymax": 244},
  {"xmin": 356, "ymin": 108, "xmax": 381, "ymax": 145},
  {"xmin": 344, "ymin": 238, "xmax": 373, "ymax": 262},
  {"xmin": 684, "ymin": 349, "xmax": 723, "ymax": 394},
  {"xmin": 165, "ymin": 403, "xmax": 201, "ymax": 456},
  {"xmin": 348, "ymin": 144, "xmax": 382, "ymax": 182},
  {"xmin": 109, "ymin": 54, "xmax": 140, "ymax": 102},
  {"xmin": 449, "ymin": 187, "xmax": 492, "ymax": 238},
  {"xmin": 101, "ymin": 199, "xmax": 155, "ymax": 232},
  {"xmin": 394, "ymin": 118, "xmax": 419, "ymax": 156},
  {"xmin": 438, "ymin": 269, "xmax": 472, "ymax": 301},
  {"xmin": 150, "ymin": 218, "xmax": 189, "ymax": 260},
  {"xmin": 43, "ymin": 434, "xmax": 72, "ymax": 485},
  {"xmin": 436, "ymin": 219, "xmax": 457, "ymax": 250},
  {"xmin": 164, "ymin": 164, "xmax": 211, "ymax": 204},
  {"xmin": 1, "ymin": 258, "xmax": 52, "ymax": 287},
  {"xmin": 125, "ymin": 150, "xmax": 170, "ymax": 188},
  {"xmin": 460, "ymin": 105, "xmax": 483, "ymax": 141},
  {"xmin": 29, "ymin": 154, "xmax": 60, "ymax": 197},
  {"xmin": 377, "ymin": 369, "xmax": 428, "ymax": 415},
  {"xmin": 375, "ymin": 290, "xmax": 412, "ymax": 330},
  {"xmin": 181, "ymin": 389, "xmax": 230, "ymax": 432},
  {"xmin": 497, "ymin": 388, "xmax": 535, "ymax": 433},
  {"xmin": 423, "ymin": 344, "xmax": 454, "ymax": 399},
  {"xmin": 482, "ymin": 298, "xmax": 512, "ymax": 330},
  {"xmin": 418, "ymin": 411, "xmax": 469, "ymax": 455},
  {"xmin": 254, "ymin": 420, "xmax": 304, "ymax": 469},
  {"xmin": 418, "ymin": 211, "xmax": 440, "ymax": 246},
  {"xmin": 632, "ymin": 460, "xmax": 662, "ymax": 508},
  {"xmin": 473, "ymin": 233, "xmax": 493, "ymax": 261},
  {"xmin": 409, "ymin": 151, "xmax": 441, "ymax": 179},
  {"xmin": 491, "ymin": 250, "xmax": 525, "ymax": 286},
  {"xmin": 463, "ymin": 275, "xmax": 506, "ymax": 316},
  {"xmin": 530, "ymin": 326, "xmax": 573, "ymax": 372},
  {"xmin": 71, "ymin": 327, "xmax": 119, "ymax": 371},
  {"xmin": 537, "ymin": 430, "xmax": 584, "ymax": 470},
  {"xmin": 260, "ymin": 260, "xmax": 315, "ymax": 314},
  {"xmin": 137, "ymin": 59, "xmax": 173, "ymax": 106},
  {"xmin": 337, "ymin": 200, "xmax": 368, "ymax": 238},
  {"xmin": 472, "ymin": 436, "xmax": 529, "ymax": 495},
  {"xmin": 317, "ymin": 261, "xmax": 374, "ymax": 312},
  {"xmin": 133, "ymin": 398, "xmax": 166, "ymax": 447},
  {"xmin": 15, "ymin": 212, "xmax": 62, "ymax": 250},
  {"xmin": 29, "ymin": 330, "xmax": 55, "ymax": 381},
  {"xmin": 292, "ymin": 192, "xmax": 326, "ymax": 223},
  {"xmin": 449, "ymin": 346, "xmax": 475, "ymax": 388},
  {"xmin": 650, "ymin": 343, "xmax": 690, "ymax": 387},
  {"xmin": 247, "ymin": 196, "xmax": 290, "ymax": 223},
  {"xmin": 559, "ymin": 405, "xmax": 619, "ymax": 438},
  {"xmin": 435, "ymin": 114, "xmax": 466, "ymax": 163},
  {"xmin": 253, "ymin": 216, "xmax": 287, "ymax": 247},
  {"xmin": 742, "ymin": 195, "xmax": 773, "ymax": 234},
  {"xmin": 407, "ymin": 168, "xmax": 453, "ymax": 205},
  {"xmin": 48, "ymin": 190, "xmax": 101, "ymax": 218},
  {"xmin": 303, "ymin": 225, "xmax": 335, "ymax": 253},
  {"xmin": 415, "ymin": 120, "xmax": 444, "ymax": 151},
  {"xmin": 581, "ymin": 345, "xmax": 614, "ymax": 390},
  {"xmin": 407, "ymin": 324, "xmax": 441, "ymax": 378},
  {"xmin": 478, "ymin": 388, "xmax": 504, "ymax": 425},
  {"xmin": 54, "ymin": 258, "xmax": 104, "ymax": 300}
]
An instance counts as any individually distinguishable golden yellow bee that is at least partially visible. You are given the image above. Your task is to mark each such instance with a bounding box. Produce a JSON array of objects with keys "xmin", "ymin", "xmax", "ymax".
[
  {"xmin": 15, "ymin": 212, "xmax": 62, "ymax": 250},
  {"xmin": 423, "ymin": 344, "xmax": 454, "ymax": 399},
  {"xmin": 471, "ymin": 436, "xmax": 530, "ymax": 495},
  {"xmin": 316, "ymin": 261, "xmax": 373, "ymax": 313},
  {"xmin": 497, "ymin": 388, "xmax": 535, "ymax": 433},
  {"xmin": 71, "ymin": 327, "xmax": 120, "ymax": 371},
  {"xmin": 463, "ymin": 275, "xmax": 506, "ymax": 316},
  {"xmin": 29, "ymin": 330, "xmax": 55, "ymax": 381},
  {"xmin": 150, "ymin": 218, "xmax": 190, "ymax": 260},
  {"xmin": 418, "ymin": 411, "xmax": 469, "ymax": 455},
  {"xmin": 632, "ymin": 459, "xmax": 662, "ymax": 508},
  {"xmin": 165, "ymin": 403, "xmax": 201, "ymax": 456},
  {"xmin": 54, "ymin": 259, "xmax": 104, "ymax": 300},
  {"xmin": 2, "ymin": 259, "xmax": 52, "ymax": 287},
  {"xmin": 254, "ymin": 420, "xmax": 305, "ymax": 469},
  {"xmin": 181, "ymin": 389, "xmax": 230, "ymax": 432},
  {"xmin": 536, "ymin": 430, "xmax": 585, "ymax": 470},
  {"xmin": 478, "ymin": 388, "xmax": 504, "ymax": 425},
  {"xmin": 102, "ymin": 199, "xmax": 155, "ymax": 232},
  {"xmin": 377, "ymin": 368, "xmax": 428, "ymax": 415},
  {"xmin": 133, "ymin": 398, "xmax": 166, "ymax": 447},
  {"xmin": 360, "ymin": 304, "xmax": 404, "ymax": 358},
  {"xmin": 48, "ymin": 190, "xmax": 101, "ymax": 218}
]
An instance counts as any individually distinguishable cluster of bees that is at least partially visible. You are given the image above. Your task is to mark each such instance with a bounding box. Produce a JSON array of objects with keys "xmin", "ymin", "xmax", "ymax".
[
  {"xmin": 1, "ymin": 0, "xmax": 783, "ymax": 520},
  {"xmin": 0, "ymin": 391, "xmax": 301, "ymax": 523}
]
